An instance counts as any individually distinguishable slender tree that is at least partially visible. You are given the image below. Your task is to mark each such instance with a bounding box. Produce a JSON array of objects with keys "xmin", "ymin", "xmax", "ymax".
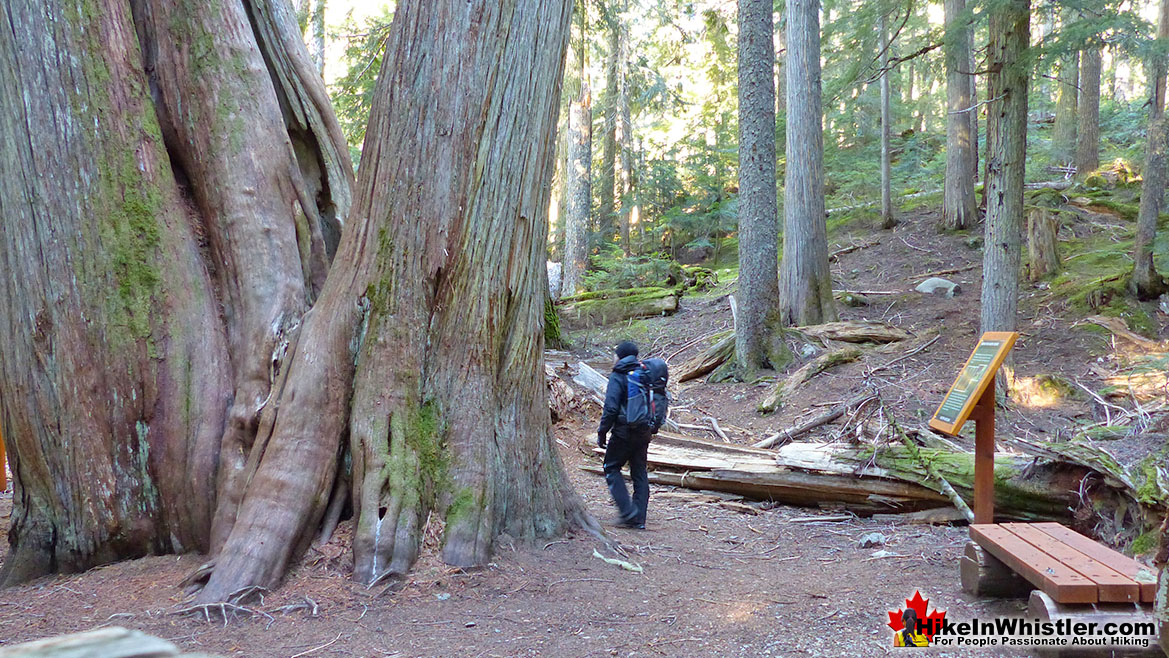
[
  {"xmin": 781, "ymin": 0, "xmax": 836, "ymax": 326},
  {"xmin": 943, "ymin": 0, "xmax": 977, "ymax": 230},
  {"xmin": 981, "ymin": 0, "xmax": 1030, "ymax": 333},
  {"xmin": 735, "ymin": 0, "xmax": 789, "ymax": 377},
  {"xmin": 1052, "ymin": 47, "xmax": 1079, "ymax": 160},
  {"xmin": 1075, "ymin": 43, "xmax": 1102, "ymax": 177},
  {"xmin": 562, "ymin": 0, "xmax": 593, "ymax": 296},
  {"xmin": 879, "ymin": 11, "xmax": 896, "ymax": 229},
  {"xmin": 598, "ymin": 3, "xmax": 622, "ymax": 248},
  {"xmin": 1130, "ymin": 0, "xmax": 1169, "ymax": 299},
  {"xmin": 617, "ymin": 15, "xmax": 634, "ymax": 255},
  {"xmin": 311, "ymin": 0, "xmax": 326, "ymax": 75}
]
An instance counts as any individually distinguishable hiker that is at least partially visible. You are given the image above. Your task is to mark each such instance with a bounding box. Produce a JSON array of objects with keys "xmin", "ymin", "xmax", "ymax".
[{"xmin": 597, "ymin": 341, "xmax": 668, "ymax": 529}]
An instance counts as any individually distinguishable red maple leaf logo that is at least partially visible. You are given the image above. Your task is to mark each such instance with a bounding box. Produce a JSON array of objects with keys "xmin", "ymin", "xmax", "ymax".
[{"xmin": 887, "ymin": 591, "xmax": 947, "ymax": 641}]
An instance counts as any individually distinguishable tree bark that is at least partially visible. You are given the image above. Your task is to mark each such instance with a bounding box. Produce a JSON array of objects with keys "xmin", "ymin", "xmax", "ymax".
[
  {"xmin": 1130, "ymin": 0, "xmax": 1169, "ymax": 300},
  {"xmin": 195, "ymin": 0, "xmax": 596, "ymax": 600},
  {"xmin": 943, "ymin": 0, "xmax": 977, "ymax": 230},
  {"xmin": 781, "ymin": 0, "xmax": 836, "ymax": 326},
  {"xmin": 598, "ymin": 6, "xmax": 621, "ymax": 250},
  {"xmin": 618, "ymin": 29, "xmax": 633, "ymax": 256},
  {"xmin": 1075, "ymin": 45, "xmax": 1102, "ymax": 177},
  {"xmin": 1052, "ymin": 49, "xmax": 1079, "ymax": 162},
  {"xmin": 980, "ymin": 0, "xmax": 1029, "ymax": 334},
  {"xmin": 968, "ymin": 26, "xmax": 979, "ymax": 183},
  {"xmin": 0, "ymin": 0, "xmax": 352, "ymax": 587},
  {"xmin": 562, "ymin": 1, "xmax": 592, "ymax": 297},
  {"xmin": 1027, "ymin": 208, "xmax": 1061, "ymax": 281},
  {"xmin": 879, "ymin": 12, "xmax": 896, "ymax": 229},
  {"xmin": 735, "ymin": 0, "xmax": 789, "ymax": 377}
]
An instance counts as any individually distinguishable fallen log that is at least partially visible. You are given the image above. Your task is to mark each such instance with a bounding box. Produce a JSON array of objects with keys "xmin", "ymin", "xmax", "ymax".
[
  {"xmin": 676, "ymin": 331, "xmax": 734, "ymax": 382},
  {"xmin": 797, "ymin": 321, "xmax": 911, "ymax": 344},
  {"xmin": 588, "ymin": 432, "xmax": 1080, "ymax": 519},
  {"xmin": 757, "ymin": 347, "xmax": 862, "ymax": 414},
  {"xmin": 557, "ymin": 287, "xmax": 679, "ymax": 329},
  {"xmin": 0, "ymin": 627, "xmax": 219, "ymax": 658}
]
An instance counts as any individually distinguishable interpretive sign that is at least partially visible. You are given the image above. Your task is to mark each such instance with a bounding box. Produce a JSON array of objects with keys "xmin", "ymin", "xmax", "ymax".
[{"xmin": 929, "ymin": 332, "xmax": 1018, "ymax": 436}]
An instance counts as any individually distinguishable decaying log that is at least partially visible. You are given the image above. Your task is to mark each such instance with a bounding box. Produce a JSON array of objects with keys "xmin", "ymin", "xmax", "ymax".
[
  {"xmin": 757, "ymin": 347, "xmax": 862, "ymax": 413},
  {"xmin": 754, "ymin": 393, "xmax": 875, "ymax": 448},
  {"xmin": 1084, "ymin": 315, "xmax": 1169, "ymax": 352},
  {"xmin": 797, "ymin": 321, "xmax": 911, "ymax": 344},
  {"xmin": 0, "ymin": 627, "xmax": 221, "ymax": 658},
  {"xmin": 871, "ymin": 507, "xmax": 967, "ymax": 525},
  {"xmin": 676, "ymin": 332, "xmax": 734, "ymax": 382},
  {"xmin": 587, "ymin": 433, "xmax": 1080, "ymax": 518},
  {"xmin": 547, "ymin": 365, "xmax": 581, "ymax": 423},
  {"xmin": 557, "ymin": 287, "xmax": 679, "ymax": 329},
  {"xmin": 884, "ymin": 402, "xmax": 975, "ymax": 522},
  {"xmin": 960, "ymin": 541, "xmax": 1032, "ymax": 598}
]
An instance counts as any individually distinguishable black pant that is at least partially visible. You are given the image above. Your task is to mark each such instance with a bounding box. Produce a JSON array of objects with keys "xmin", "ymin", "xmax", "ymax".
[{"xmin": 602, "ymin": 429, "xmax": 651, "ymax": 525}]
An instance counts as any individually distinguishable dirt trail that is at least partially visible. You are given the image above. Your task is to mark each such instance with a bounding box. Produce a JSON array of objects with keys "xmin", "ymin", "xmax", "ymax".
[{"xmin": 1, "ymin": 207, "xmax": 1164, "ymax": 657}]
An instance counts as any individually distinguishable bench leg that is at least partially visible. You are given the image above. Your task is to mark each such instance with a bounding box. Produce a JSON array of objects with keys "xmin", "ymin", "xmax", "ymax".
[
  {"xmin": 961, "ymin": 541, "xmax": 1031, "ymax": 598},
  {"xmin": 1029, "ymin": 590, "xmax": 1162, "ymax": 658}
]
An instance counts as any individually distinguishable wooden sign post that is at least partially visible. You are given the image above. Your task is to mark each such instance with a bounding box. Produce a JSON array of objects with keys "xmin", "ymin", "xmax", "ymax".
[{"xmin": 929, "ymin": 331, "xmax": 1018, "ymax": 524}]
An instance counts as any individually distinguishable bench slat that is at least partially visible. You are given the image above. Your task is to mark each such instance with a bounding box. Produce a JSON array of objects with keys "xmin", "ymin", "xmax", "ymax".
[
  {"xmin": 970, "ymin": 524, "xmax": 1098, "ymax": 604},
  {"xmin": 1031, "ymin": 522, "xmax": 1157, "ymax": 603},
  {"xmin": 1001, "ymin": 523, "xmax": 1139, "ymax": 603}
]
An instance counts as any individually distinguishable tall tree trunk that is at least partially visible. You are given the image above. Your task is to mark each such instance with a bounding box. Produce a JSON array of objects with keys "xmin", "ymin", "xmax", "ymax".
[
  {"xmin": 1130, "ymin": 0, "xmax": 1169, "ymax": 300},
  {"xmin": 562, "ymin": 1, "xmax": 592, "ymax": 297},
  {"xmin": 617, "ymin": 21, "xmax": 633, "ymax": 256},
  {"xmin": 196, "ymin": 0, "xmax": 596, "ymax": 601},
  {"xmin": 981, "ymin": 0, "xmax": 1029, "ymax": 334},
  {"xmin": 598, "ymin": 7, "xmax": 620, "ymax": 250},
  {"xmin": 968, "ymin": 26, "xmax": 978, "ymax": 183},
  {"xmin": 943, "ymin": 0, "xmax": 977, "ymax": 230},
  {"xmin": 879, "ymin": 12, "xmax": 896, "ymax": 229},
  {"xmin": 1075, "ymin": 45, "xmax": 1102, "ymax": 177},
  {"xmin": 294, "ymin": 0, "xmax": 310, "ymax": 33},
  {"xmin": 735, "ymin": 0, "xmax": 789, "ymax": 378},
  {"xmin": 781, "ymin": 0, "xmax": 836, "ymax": 326},
  {"xmin": 310, "ymin": 0, "xmax": 325, "ymax": 76},
  {"xmin": 1053, "ymin": 50, "xmax": 1079, "ymax": 161},
  {"xmin": 776, "ymin": 7, "xmax": 786, "ymax": 146},
  {"xmin": 0, "ymin": 0, "xmax": 352, "ymax": 585}
]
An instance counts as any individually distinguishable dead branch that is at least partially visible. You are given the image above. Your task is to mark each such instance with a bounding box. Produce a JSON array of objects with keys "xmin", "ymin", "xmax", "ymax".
[
  {"xmin": 676, "ymin": 332, "xmax": 734, "ymax": 382},
  {"xmin": 879, "ymin": 400, "xmax": 975, "ymax": 523},
  {"xmin": 754, "ymin": 393, "xmax": 876, "ymax": 448}
]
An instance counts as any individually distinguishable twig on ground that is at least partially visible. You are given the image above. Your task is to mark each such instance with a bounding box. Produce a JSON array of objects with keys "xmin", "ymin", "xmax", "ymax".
[{"xmin": 290, "ymin": 632, "xmax": 345, "ymax": 658}]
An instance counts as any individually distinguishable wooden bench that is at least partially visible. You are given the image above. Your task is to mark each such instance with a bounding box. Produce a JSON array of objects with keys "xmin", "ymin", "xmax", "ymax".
[{"xmin": 967, "ymin": 522, "xmax": 1156, "ymax": 604}]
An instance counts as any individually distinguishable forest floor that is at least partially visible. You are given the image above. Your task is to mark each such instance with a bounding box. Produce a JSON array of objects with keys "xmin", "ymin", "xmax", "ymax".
[{"xmin": 1, "ymin": 202, "xmax": 1167, "ymax": 657}]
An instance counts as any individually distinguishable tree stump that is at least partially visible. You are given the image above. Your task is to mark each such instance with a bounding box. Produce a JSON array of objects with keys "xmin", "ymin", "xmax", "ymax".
[
  {"xmin": 1027, "ymin": 207, "xmax": 1061, "ymax": 281},
  {"xmin": 960, "ymin": 541, "xmax": 1031, "ymax": 598}
]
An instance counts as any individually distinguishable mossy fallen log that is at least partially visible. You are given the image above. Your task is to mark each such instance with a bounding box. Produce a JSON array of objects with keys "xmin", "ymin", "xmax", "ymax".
[
  {"xmin": 676, "ymin": 331, "xmax": 734, "ymax": 382},
  {"xmin": 587, "ymin": 433, "xmax": 1081, "ymax": 519},
  {"xmin": 796, "ymin": 321, "xmax": 911, "ymax": 344},
  {"xmin": 557, "ymin": 287, "xmax": 679, "ymax": 329},
  {"xmin": 757, "ymin": 347, "xmax": 862, "ymax": 413}
]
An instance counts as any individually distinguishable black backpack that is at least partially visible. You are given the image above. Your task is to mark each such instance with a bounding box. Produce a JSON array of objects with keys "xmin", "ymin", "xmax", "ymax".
[{"xmin": 643, "ymin": 358, "xmax": 669, "ymax": 434}]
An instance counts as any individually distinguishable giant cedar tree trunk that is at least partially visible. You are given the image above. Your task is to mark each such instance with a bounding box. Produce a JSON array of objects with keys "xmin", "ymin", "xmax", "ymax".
[
  {"xmin": 1075, "ymin": 45, "xmax": 1102, "ymax": 177},
  {"xmin": 781, "ymin": 0, "xmax": 836, "ymax": 326},
  {"xmin": 0, "ymin": 0, "xmax": 352, "ymax": 585},
  {"xmin": 1130, "ymin": 0, "xmax": 1169, "ymax": 299},
  {"xmin": 980, "ymin": 0, "xmax": 1029, "ymax": 334},
  {"xmin": 194, "ymin": 0, "xmax": 596, "ymax": 601},
  {"xmin": 735, "ymin": 0, "xmax": 788, "ymax": 377},
  {"xmin": 943, "ymin": 0, "xmax": 977, "ymax": 230},
  {"xmin": 562, "ymin": 2, "xmax": 592, "ymax": 297}
]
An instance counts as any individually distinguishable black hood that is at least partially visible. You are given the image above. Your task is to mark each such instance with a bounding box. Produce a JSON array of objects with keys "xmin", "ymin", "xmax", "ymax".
[{"xmin": 613, "ymin": 354, "xmax": 640, "ymax": 374}]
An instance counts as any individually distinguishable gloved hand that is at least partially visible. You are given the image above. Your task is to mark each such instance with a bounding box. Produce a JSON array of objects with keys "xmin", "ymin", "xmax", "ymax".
[{"xmin": 597, "ymin": 432, "xmax": 607, "ymax": 449}]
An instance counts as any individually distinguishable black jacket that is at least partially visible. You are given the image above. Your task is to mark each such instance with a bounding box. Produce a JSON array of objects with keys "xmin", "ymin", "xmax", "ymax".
[{"xmin": 598, "ymin": 355, "xmax": 641, "ymax": 438}]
